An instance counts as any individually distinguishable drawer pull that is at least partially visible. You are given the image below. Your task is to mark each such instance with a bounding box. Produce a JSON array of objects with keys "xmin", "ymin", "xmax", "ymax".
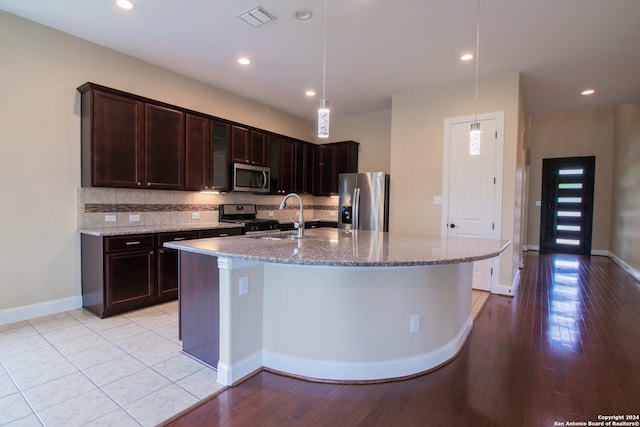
[
  {"xmin": 173, "ymin": 237, "xmax": 186, "ymax": 241},
  {"xmin": 125, "ymin": 241, "xmax": 141, "ymax": 246}
]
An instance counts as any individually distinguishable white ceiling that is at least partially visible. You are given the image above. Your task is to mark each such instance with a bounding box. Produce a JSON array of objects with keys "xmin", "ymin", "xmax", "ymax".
[{"xmin": 2, "ymin": 0, "xmax": 640, "ymax": 121}]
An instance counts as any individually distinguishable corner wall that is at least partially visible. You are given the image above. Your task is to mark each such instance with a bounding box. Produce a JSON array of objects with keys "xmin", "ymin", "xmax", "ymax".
[{"xmin": 0, "ymin": 10, "xmax": 312, "ymax": 314}]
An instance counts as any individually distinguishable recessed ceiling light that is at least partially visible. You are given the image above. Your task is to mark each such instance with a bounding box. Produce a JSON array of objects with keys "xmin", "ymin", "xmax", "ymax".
[
  {"xmin": 460, "ymin": 53, "xmax": 474, "ymax": 61},
  {"xmin": 116, "ymin": 0, "xmax": 136, "ymax": 10},
  {"xmin": 305, "ymin": 89, "xmax": 316, "ymax": 97},
  {"xmin": 580, "ymin": 89, "xmax": 595, "ymax": 96},
  {"xmin": 294, "ymin": 8, "xmax": 313, "ymax": 20},
  {"xmin": 238, "ymin": 57, "xmax": 251, "ymax": 65}
]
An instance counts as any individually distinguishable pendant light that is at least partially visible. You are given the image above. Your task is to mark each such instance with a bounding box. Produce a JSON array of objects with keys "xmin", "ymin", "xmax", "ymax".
[
  {"xmin": 317, "ymin": 0, "xmax": 330, "ymax": 139},
  {"xmin": 469, "ymin": 0, "xmax": 482, "ymax": 156}
]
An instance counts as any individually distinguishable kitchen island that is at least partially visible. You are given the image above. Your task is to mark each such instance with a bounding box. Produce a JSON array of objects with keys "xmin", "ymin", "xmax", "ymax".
[{"xmin": 165, "ymin": 228, "xmax": 509, "ymax": 386}]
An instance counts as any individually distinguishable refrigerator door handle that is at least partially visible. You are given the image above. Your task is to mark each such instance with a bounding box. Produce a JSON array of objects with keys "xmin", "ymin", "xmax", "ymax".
[{"xmin": 353, "ymin": 187, "xmax": 360, "ymax": 230}]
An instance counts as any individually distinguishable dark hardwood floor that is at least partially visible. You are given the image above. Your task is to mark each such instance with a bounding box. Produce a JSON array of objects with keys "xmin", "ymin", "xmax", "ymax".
[{"xmin": 165, "ymin": 252, "xmax": 640, "ymax": 427}]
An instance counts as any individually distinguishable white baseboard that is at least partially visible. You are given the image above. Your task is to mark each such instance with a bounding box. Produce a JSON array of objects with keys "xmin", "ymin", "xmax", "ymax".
[
  {"xmin": 527, "ymin": 245, "xmax": 540, "ymax": 251},
  {"xmin": 262, "ymin": 316, "xmax": 473, "ymax": 382},
  {"xmin": 493, "ymin": 283, "xmax": 514, "ymax": 297},
  {"xmin": 0, "ymin": 296, "xmax": 83, "ymax": 325},
  {"xmin": 609, "ymin": 253, "xmax": 640, "ymax": 283},
  {"xmin": 216, "ymin": 352, "xmax": 263, "ymax": 386},
  {"xmin": 591, "ymin": 249, "xmax": 610, "ymax": 256}
]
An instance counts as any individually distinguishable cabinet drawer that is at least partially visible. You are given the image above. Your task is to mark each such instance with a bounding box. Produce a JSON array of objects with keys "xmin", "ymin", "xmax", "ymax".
[
  {"xmin": 198, "ymin": 227, "xmax": 243, "ymax": 239},
  {"xmin": 157, "ymin": 231, "xmax": 199, "ymax": 246},
  {"xmin": 105, "ymin": 235, "xmax": 155, "ymax": 252}
]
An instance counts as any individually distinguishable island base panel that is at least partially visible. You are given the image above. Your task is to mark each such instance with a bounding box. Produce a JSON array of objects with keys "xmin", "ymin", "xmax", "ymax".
[{"xmin": 179, "ymin": 251, "xmax": 220, "ymax": 368}]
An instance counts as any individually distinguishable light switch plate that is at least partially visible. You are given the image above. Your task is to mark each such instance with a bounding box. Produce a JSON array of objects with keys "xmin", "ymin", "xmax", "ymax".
[
  {"xmin": 432, "ymin": 196, "xmax": 442, "ymax": 205},
  {"xmin": 191, "ymin": 212, "xmax": 200, "ymax": 220},
  {"xmin": 105, "ymin": 214, "xmax": 117, "ymax": 222},
  {"xmin": 129, "ymin": 214, "xmax": 140, "ymax": 222}
]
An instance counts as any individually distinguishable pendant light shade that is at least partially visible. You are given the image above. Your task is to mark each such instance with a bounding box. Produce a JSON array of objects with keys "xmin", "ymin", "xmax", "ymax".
[
  {"xmin": 318, "ymin": 99, "xmax": 330, "ymax": 138},
  {"xmin": 469, "ymin": 122, "xmax": 481, "ymax": 156}
]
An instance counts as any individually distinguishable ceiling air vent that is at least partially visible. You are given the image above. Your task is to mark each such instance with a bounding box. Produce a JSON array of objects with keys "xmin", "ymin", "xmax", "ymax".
[{"xmin": 238, "ymin": 5, "xmax": 277, "ymax": 27}]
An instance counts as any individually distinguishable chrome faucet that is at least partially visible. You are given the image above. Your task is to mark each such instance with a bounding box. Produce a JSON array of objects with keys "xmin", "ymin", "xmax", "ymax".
[{"xmin": 279, "ymin": 193, "xmax": 305, "ymax": 238}]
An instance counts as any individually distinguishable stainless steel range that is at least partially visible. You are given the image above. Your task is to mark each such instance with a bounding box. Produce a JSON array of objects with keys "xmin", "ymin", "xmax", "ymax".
[{"xmin": 218, "ymin": 204, "xmax": 280, "ymax": 233}]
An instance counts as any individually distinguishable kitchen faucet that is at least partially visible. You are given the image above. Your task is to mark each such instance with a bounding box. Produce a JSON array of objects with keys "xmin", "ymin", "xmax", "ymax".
[{"xmin": 279, "ymin": 193, "xmax": 305, "ymax": 238}]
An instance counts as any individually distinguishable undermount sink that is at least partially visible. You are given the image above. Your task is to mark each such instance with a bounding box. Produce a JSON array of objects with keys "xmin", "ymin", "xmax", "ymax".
[{"xmin": 249, "ymin": 231, "xmax": 316, "ymax": 240}]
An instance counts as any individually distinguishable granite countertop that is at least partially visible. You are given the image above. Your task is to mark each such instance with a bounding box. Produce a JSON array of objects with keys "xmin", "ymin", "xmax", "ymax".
[
  {"xmin": 77, "ymin": 222, "xmax": 243, "ymax": 236},
  {"xmin": 164, "ymin": 228, "xmax": 510, "ymax": 267}
]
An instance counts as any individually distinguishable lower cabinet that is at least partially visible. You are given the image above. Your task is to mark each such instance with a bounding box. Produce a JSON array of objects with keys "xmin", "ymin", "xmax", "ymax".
[{"xmin": 81, "ymin": 227, "xmax": 242, "ymax": 318}]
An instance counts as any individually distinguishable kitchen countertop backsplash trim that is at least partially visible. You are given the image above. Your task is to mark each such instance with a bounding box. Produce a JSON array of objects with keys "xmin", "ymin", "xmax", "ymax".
[{"xmin": 77, "ymin": 187, "xmax": 338, "ymax": 230}]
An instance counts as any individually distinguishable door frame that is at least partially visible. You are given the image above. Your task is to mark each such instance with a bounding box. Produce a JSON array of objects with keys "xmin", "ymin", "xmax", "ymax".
[{"xmin": 441, "ymin": 111, "xmax": 505, "ymax": 293}]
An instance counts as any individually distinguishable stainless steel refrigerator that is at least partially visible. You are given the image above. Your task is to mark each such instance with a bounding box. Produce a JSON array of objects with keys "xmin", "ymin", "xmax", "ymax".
[{"xmin": 338, "ymin": 172, "xmax": 390, "ymax": 231}]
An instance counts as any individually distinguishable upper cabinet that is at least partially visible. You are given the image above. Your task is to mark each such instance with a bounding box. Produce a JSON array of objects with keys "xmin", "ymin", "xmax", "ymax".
[
  {"xmin": 144, "ymin": 103, "xmax": 185, "ymax": 190},
  {"xmin": 230, "ymin": 126, "xmax": 268, "ymax": 166},
  {"xmin": 314, "ymin": 141, "xmax": 359, "ymax": 195},
  {"xmin": 79, "ymin": 83, "xmax": 356, "ymax": 194},
  {"xmin": 80, "ymin": 86, "xmax": 144, "ymax": 188},
  {"xmin": 80, "ymin": 83, "xmax": 185, "ymax": 190},
  {"xmin": 185, "ymin": 115, "xmax": 230, "ymax": 191}
]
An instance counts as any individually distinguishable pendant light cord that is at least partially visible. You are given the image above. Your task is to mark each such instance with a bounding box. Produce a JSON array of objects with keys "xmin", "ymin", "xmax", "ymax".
[
  {"xmin": 322, "ymin": 0, "xmax": 327, "ymax": 101},
  {"xmin": 473, "ymin": 0, "xmax": 480, "ymax": 121}
]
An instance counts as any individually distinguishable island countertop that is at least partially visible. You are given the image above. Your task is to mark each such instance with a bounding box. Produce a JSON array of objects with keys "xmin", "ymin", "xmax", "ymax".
[{"xmin": 164, "ymin": 228, "xmax": 510, "ymax": 267}]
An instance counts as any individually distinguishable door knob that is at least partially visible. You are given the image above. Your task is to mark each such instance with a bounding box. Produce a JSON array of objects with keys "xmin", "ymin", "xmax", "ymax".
[{"xmin": 449, "ymin": 223, "xmax": 456, "ymax": 228}]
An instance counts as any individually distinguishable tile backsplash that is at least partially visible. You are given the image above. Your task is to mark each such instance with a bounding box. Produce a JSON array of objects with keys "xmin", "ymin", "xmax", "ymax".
[{"xmin": 77, "ymin": 188, "xmax": 339, "ymax": 229}]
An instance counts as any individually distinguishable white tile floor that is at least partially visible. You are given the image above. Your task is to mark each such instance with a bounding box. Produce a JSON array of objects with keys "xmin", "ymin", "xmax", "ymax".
[
  {"xmin": 0, "ymin": 291, "xmax": 491, "ymax": 427},
  {"xmin": 0, "ymin": 301, "xmax": 223, "ymax": 427}
]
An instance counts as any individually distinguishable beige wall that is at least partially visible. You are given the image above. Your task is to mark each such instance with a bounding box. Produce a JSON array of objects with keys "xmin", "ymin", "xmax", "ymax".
[
  {"xmin": 610, "ymin": 104, "xmax": 640, "ymax": 272},
  {"xmin": 329, "ymin": 109, "xmax": 392, "ymax": 173},
  {"xmin": 525, "ymin": 108, "xmax": 615, "ymax": 253},
  {"xmin": 0, "ymin": 11, "xmax": 313, "ymax": 313},
  {"xmin": 389, "ymin": 73, "xmax": 522, "ymax": 292}
]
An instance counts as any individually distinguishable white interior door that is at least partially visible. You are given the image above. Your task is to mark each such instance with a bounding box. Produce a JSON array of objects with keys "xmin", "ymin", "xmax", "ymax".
[{"xmin": 442, "ymin": 113, "xmax": 503, "ymax": 292}]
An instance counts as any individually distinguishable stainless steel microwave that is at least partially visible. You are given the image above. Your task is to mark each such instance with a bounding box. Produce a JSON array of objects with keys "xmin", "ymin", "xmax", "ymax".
[{"xmin": 232, "ymin": 163, "xmax": 270, "ymax": 193}]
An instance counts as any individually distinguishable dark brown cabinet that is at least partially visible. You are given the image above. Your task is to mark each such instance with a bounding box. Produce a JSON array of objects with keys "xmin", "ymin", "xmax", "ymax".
[
  {"xmin": 185, "ymin": 115, "xmax": 230, "ymax": 191},
  {"xmin": 144, "ymin": 104, "xmax": 184, "ymax": 189},
  {"xmin": 314, "ymin": 141, "xmax": 359, "ymax": 195},
  {"xmin": 80, "ymin": 87, "xmax": 143, "ymax": 188},
  {"xmin": 157, "ymin": 231, "xmax": 199, "ymax": 302},
  {"xmin": 82, "ymin": 234, "xmax": 155, "ymax": 318},
  {"xmin": 80, "ymin": 83, "xmax": 185, "ymax": 190},
  {"xmin": 81, "ymin": 227, "xmax": 243, "ymax": 318},
  {"xmin": 295, "ymin": 142, "xmax": 315, "ymax": 194},
  {"xmin": 268, "ymin": 135, "xmax": 295, "ymax": 194},
  {"xmin": 231, "ymin": 126, "xmax": 268, "ymax": 166},
  {"xmin": 79, "ymin": 83, "xmax": 358, "ymax": 195}
]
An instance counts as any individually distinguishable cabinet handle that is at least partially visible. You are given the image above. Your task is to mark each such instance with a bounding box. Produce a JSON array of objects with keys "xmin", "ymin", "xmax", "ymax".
[
  {"xmin": 137, "ymin": 182, "xmax": 142, "ymax": 186},
  {"xmin": 158, "ymin": 249, "xmax": 164, "ymax": 254},
  {"xmin": 173, "ymin": 237, "xmax": 186, "ymax": 241},
  {"xmin": 125, "ymin": 241, "xmax": 141, "ymax": 246},
  {"xmin": 150, "ymin": 251, "xmax": 154, "ymax": 255},
  {"xmin": 146, "ymin": 182, "xmax": 151, "ymax": 187}
]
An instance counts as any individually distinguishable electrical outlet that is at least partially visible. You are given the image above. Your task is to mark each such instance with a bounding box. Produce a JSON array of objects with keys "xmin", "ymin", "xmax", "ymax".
[
  {"xmin": 128, "ymin": 214, "xmax": 140, "ymax": 222},
  {"xmin": 191, "ymin": 212, "xmax": 200, "ymax": 220},
  {"xmin": 268, "ymin": 210, "xmax": 274, "ymax": 217},
  {"xmin": 104, "ymin": 214, "xmax": 116, "ymax": 222},
  {"xmin": 239, "ymin": 276, "xmax": 249, "ymax": 295},
  {"xmin": 410, "ymin": 314, "xmax": 420, "ymax": 333}
]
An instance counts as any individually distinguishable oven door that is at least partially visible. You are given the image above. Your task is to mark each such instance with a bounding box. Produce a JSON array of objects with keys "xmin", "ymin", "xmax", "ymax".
[{"xmin": 233, "ymin": 163, "xmax": 270, "ymax": 193}]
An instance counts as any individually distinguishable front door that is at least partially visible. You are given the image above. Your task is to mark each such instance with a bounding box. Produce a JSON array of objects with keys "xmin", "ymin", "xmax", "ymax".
[
  {"xmin": 540, "ymin": 156, "xmax": 595, "ymax": 255},
  {"xmin": 443, "ymin": 113, "xmax": 503, "ymax": 292}
]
